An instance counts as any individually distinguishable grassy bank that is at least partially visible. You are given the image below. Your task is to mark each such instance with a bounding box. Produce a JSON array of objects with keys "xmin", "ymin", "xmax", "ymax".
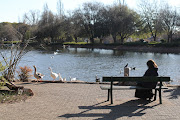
[{"xmin": 64, "ymin": 42, "xmax": 180, "ymax": 53}]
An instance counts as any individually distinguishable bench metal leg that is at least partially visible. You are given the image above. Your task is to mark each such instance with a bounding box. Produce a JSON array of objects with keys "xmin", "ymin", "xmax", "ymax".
[
  {"xmin": 154, "ymin": 89, "xmax": 157, "ymax": 101},
  {"xmin": 110, "ymin": 80, "xmax": 113, "ymax": 104},
  {"xmin": 107, "ymin": 89, "xmax": 113, "ymax": 104},
  {"xmin": 110, "ymin": 88, "xmax": 113, "ymax": 104},
  {"xmin": 107, "ymin": 89, "xmax": 110, "ymax": 101},
  {"xmin": 159, "ymin": 88, "xmax": 162, "ymax": 104},
  {"xmin": 153, "ymin": 89, "xmax": 162, "ymax": 104}
]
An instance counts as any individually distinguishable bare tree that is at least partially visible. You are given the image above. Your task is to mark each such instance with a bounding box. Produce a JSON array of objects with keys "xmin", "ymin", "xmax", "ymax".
[
  {"xmin": 1, "ymin": 24, "xmax": 22, "ymax": 41},
  {"xmin": 138, "ymin": 0, "xmax": 163, "ymax": 41},
  {"xmin": 0, "ymin": 37, "xmax": 36, "ymax": 91},
  {"xmin": 72, "ymin": 2, "xmax": 104, "ymax": 44},
  {"xmin": 106, "ymin": 4, "xmax": 141, "ymax": 43},
  {"xmin": 159, "ymin": 4, "xmax": 180, "ymax": 43},
  {"xmin": 22, "ymin": 10, "xmax": 40, "ymax": 26},
  {"xmin": 57, "ymin": 0, "xmax": 64, "ymax": 19},
  {"xmin": 36, "ymin": 3, "xmax": 62, "ymax": 43}
]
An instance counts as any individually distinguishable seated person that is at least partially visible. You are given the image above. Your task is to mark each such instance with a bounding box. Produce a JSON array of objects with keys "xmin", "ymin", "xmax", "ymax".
[{"xmin": 135, "ymin": 59, "xmax": 158, "ymax": 100}]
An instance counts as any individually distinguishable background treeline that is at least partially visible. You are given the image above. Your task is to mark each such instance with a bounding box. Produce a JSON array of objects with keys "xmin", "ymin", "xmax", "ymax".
[{"xmin": 0, "ymin": 0, "xmax": 180, "ymax": 45}]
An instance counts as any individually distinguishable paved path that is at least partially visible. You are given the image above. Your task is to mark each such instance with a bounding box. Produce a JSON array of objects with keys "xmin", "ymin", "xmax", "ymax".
[{"xmin": 0, "ymin": 82, "xmax": 180, "ymax": 120}]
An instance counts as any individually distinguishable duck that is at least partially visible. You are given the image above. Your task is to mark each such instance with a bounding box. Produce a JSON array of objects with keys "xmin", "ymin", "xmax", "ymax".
[
  {"xmin": 50, "ymin": 56, "xmax": 54, "ymax": 58},
  {"xmin": 33, "ymin": 65, "xmax": 44, "ymax": 82},
  {"xmin": 95, "ymin": 75, "xmax": 100, "ymax": 82},
  {"xmin": 48, "ymin": 67, "xmax": 58, "ymax": 81},
  {"xmin": 54, "ymin": 52, "xmax": 58, "ymax": 55},
  {"xmin": 58, "ymin": 73, "xmax": 66, "ymax": 81}
]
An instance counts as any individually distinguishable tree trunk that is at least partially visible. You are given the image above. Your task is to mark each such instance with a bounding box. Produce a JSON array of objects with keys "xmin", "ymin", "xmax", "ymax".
[
  {"xmin": 5, "ymin": 82, "xmax": 34, "ymax": 96},
  {"xmin": 74, "ymin": 36, "xmax": 78, "ymax": 43},
  {"xmin": 112, "ymin": 34, "xmax": 117, "ymax": 43},
  {"xmin": 168, "ymin": 31, "xmax": 173, "ymax": 43},
  {"xmin": 5, "ymin": 82, "xmax": 24, "ymax": 91},
  {"xmin": 100, "ymin": 36, "xmax": 103, "ymax": 44},
  {"xmin": 120, "ymin": 38, "xmax": 124, "ymax": 44},
  {"xmin": 90, "ymin": 37, "xmax": 94, "ymax": 44}
]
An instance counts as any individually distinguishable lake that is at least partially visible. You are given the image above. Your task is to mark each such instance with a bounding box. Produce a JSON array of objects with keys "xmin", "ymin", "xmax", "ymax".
[{"xmin": 2, "ymin": 47, "xmax": 180, "ymax": 85}]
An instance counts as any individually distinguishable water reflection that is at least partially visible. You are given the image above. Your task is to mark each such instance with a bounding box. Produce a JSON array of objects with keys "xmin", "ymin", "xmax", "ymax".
[{"xmin": 1, "ymin": 47, "xmax": 180, "ymax": 85}]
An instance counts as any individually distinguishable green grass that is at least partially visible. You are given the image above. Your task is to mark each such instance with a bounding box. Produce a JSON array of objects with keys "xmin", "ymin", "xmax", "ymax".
[
  {"xmin": 148, "ymin": 41, "xmax": 161, "ymax": 45},
  {"xmin": 63, "ymin": 42, "xmax": 87, "ymax": 45},
  {"xmin": 1, "ymin": 41, "xmax": 20, "ymax": 44}
]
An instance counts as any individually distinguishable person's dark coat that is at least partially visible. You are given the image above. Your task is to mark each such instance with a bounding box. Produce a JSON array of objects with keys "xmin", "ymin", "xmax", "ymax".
[{"xmin": 135, "ymin": 68, "xmax": 158, "ymax": 99}]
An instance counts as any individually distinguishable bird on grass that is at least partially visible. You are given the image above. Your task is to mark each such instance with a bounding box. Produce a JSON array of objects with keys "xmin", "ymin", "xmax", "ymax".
[
  {"xmin": 33, "ymin": 65, "xmax": 45, "ymax": 82},
  {"xmin": 48, "ymin": 67, "xmax": 58, "ymax": 81}
]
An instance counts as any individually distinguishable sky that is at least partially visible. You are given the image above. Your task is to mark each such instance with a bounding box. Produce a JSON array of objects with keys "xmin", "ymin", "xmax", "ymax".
[{"xmin": 0, "ymin": 0, "xmax": 180, "ymax": 23}]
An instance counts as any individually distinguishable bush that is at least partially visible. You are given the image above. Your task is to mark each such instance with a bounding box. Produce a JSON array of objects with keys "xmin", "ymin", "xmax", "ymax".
[
  {"xmin": 149, "ymin": 41, "xmax": 161, "ymax": 45},
  {"xmin": 124, "ymin": 41, "xmax": 148, "ymax": 46},
  {"xmin": 160, "ymin": 39, "xmax": 166, "ymax": 43},
  {"xmin": 0, "ymin": 76, "xmax": 6, "ymax": 89},
  {"xmin": 17, "ymin": 66, "xmax": 32, "ymax": 82}
]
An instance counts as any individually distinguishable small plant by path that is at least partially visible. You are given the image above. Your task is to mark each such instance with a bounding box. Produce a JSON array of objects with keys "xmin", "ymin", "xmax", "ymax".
[
  {"xmin": 17, "ymin": 66, "xmax": 33, "ymax": 82},
  {"xmin": 0, "ymin": 89, "xmax": 33, "ymax": 104}
]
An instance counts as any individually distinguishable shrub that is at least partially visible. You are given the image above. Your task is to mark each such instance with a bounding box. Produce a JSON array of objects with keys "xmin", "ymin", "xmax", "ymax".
[
  {"xmin": 124, "ymin": 41, "xmax": 148, "ymax": 46},
  {"xmin": 17, "ymin": 66, "xmax": 32, "ymax": 82},
  {"xmin": 160, "ymin": 39, "xmax": 166, "ymax": 43},
  {"xmin": 0, "ymin": 76, "xmax": 6, "ymax": 89}
]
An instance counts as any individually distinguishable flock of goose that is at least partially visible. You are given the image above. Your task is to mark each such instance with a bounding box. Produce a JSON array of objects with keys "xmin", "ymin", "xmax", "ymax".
[
  {"xmin": 32, "ymin": 48, "xmax": 77, "ymax": 82},
  {"xmin": 33, "ymin": 63, "xmax": 136, "ymax": 82},
  {"xmin": 33, "ymin": 65, "xmax": 76, "ymax": 82},
  {"xmin": 33, "ymin": 47, "xmax": 135, "ymax": 83}
]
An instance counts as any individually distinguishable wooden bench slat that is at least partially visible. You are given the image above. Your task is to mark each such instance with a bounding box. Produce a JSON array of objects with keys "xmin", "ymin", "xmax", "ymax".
[
  {"xmin": 100, "ymin": 85, "xmax": 168, "ymax": 90},
  {"xmin": 102, "ymin": 76, "xmax": 170, "ymax": 82}
]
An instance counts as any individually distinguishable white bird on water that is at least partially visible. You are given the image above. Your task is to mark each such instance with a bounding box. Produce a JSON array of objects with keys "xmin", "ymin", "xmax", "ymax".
[
  {"xmin": 50, "ymin": 56, "xmax": 54, "ymax": 58},
  {"xmin": 33, "ymin": 65, "xmax": 45, "ymax": 82},
  {"xmin": 54, "ymin": 52, "xmax": 58, "ymax": 55},
  {"xmin": 48, "ymin": 67, "xmax": 58, "ymax": 81}
]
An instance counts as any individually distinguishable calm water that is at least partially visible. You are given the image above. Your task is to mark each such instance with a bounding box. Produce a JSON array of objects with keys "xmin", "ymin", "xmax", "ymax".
[{"xmin": 2, "ymin": 47, "xmax": 180, "ymax": 85}]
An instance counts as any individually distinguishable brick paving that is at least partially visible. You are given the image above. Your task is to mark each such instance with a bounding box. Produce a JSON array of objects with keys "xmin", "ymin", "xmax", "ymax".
[{"xmin": 0, "ymin": 82, "xmax": 180, "ymax": 120}]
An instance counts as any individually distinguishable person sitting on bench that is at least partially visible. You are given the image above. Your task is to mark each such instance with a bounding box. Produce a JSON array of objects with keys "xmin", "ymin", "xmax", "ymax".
[{"xmin": 135, "ymin": 59, "xmax": 158, "ymax": 100}]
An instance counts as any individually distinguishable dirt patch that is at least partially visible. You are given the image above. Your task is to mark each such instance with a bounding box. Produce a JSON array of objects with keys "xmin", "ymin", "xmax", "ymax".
[{"xmin": 0, "ymin": 89, "xmax": 33, "ymax": 104}]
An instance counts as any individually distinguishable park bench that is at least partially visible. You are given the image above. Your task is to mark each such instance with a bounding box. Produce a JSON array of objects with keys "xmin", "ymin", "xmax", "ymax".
[{"xmin": 100, "ymin": 76, "xmax": 170, "ymax": 104}]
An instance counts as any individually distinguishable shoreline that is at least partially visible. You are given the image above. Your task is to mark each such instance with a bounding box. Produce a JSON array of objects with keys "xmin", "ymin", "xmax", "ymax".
[
  {"xmin": 70, "ymin": 44, "xmax": 180, "ymax": 54},
  {"xmin": 29, "ymin": 80, "xmax": 180, "ymax": 87}
]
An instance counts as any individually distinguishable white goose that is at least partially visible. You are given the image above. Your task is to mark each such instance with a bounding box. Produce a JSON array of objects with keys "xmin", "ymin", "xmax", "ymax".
[
  {"xmin": 124, "ymin": 63, "xmax": 136, "ymax": 76},
  {"xmin": 70, "ymin": 76, "xmax": 77, "ymax": 81},
  {"xmin": 33, "ymin": 65, "xmax": 44, "ymax": 82},
  {"xmin": 48, "ymin": 67, "xmax": 58, "ymax": 81},
  {"xmin": 58, "ymin": 73, "xmax": 66, "ymax": 81}
]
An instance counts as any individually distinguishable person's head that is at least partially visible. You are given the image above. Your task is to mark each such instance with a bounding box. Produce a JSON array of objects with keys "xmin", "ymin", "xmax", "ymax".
[{"xmin": 147, "ymin": 59, "xmax": 158, "ymax": 69}]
